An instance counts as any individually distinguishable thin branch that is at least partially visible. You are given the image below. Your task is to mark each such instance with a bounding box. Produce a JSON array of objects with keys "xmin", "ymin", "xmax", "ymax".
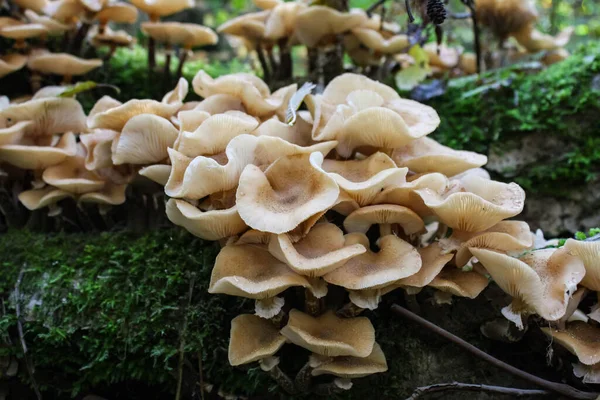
[
  {"xmin": 406, "ymin": 0, "xmax": 415, "ymax": 23},
  {"xmin": 461, "ymin": 0, "xmax": 482, "ymax": 73},
  {"xmin": 175, "ymin": 275, "xmax": 195, "ymax": 400},
  {"xmin": 15, "ymin": 267, "xmax": 42, "ymax": 400},
  {"xmin": 390, "ymin": 304, "xmax": 599, "ymax": 400},
  {"xmin": 366, "ymin": 0, "xmax": 388, "ymax": 16},
  {"xmin": 405, "ymin": 382, "xmax": 550, "ymax": 400}
]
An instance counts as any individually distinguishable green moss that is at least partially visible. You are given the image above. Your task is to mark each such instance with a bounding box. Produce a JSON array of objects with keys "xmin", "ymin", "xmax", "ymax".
[{"xmin": 428, "ymin": 43, "xmax": 600, "ymax": 196}]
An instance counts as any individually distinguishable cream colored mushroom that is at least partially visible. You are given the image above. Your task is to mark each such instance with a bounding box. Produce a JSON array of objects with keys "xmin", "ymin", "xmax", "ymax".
[
  {"xmin": 24, "ymin": 10, "xmax": 71, "ymax": 34},
  {"xmin": 428, "ymin": 268, "xmax": 489, "ymax": 304},
  {"xmin": 139, "ymin": 164, "xmax": 171, "ymax": 186},
  {"xmin": 18, "ymin": 186, "xmax": 73, "ymax": 211},
  {"xmin": 343, "ymin": 204, "xmax": 425, "ymax": 236},
  {"xmin": 42, "ymin": 144, "xmax": 105, "ymax": 194},
  {"xmin": 0, "ymin": 23, "xmax": 48, "ymax": 46},
  {"xmin": 94, "ymin": 2, "xmax": 138, "ymax": 29},
  {"xmin": 14, "ymin": 0, "xmax": 48, "ymax": 14},
  {"xmin": 396, "ymin": 242, "xmax": 455, "ymax": 291},
  {"xmin": 564, "ymin": 239, "xmax": 600, "ymax": 292},
  {"xmin": 294, "ymin": 6, "xmax": 367, "ymax": 47},
  {"xmin": 262, "ymin": 1, "xmax": 306, "ymax": 41},
  {"xmin": 88, "ymin": 99, "xmax": 180, "ymax": 131},
  {"xmin": 78, "ymin": 183, "xmax": 127, "ymax": 206},
  {"xmin": 352, "ymin": 28, "xmax": 409, "ymax": 54},
  {"xmin": 0, "ymin": 54, "xmax": 27, "ymax": 80},
  {"xmin": 130, "ymin": 0, "xmax": 193, "ymax": 21},
  {"xmin": 142, "ymin": 22, "xmax": 218, "ymax": 49},
  {"xmin": 0, "ymin": 132, "xmax": 77, "ymax": 169},
  {"xmin": 228, "ymin": 314, "xmax": 286, "ymax": 366},
  {"xmin": 162, "ymin": 78, "xmax": 189, "ymax": 106},
  {"xmin": 27, "ymin": 52, "xmax": 102, "ymax": 82},
  {"xmin": 311, "ymin": 342, "xmax": 388, "ymax": 378},
  {"xmin": 192, "ymin": 94, "xmax": 245, "ymax": 115},
  {"xmin": 541, "ymin": 322, "xmax": 600, "ymax": 366}
]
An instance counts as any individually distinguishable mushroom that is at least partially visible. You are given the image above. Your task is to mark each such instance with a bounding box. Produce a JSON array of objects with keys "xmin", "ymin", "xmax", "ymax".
[
  {"xmin": 281, "ymin": 309, "xmax": 375, "ymax": 357},
  {"xmin": 42, "ymin": 144, "xmax": 105, "ymax": 194},
  {"xmin": 428, "ymin": 267, "xmax": 489, "ymax": 305},
  {"xmin": 351, "ymin": 27, "xmax": 409, "ymax": 54},
  {"xmin": 253, "ymin": 115, "xmax": 314, "ymax": 146},
  {"xmin": 541, "ymin": 322, "xmax": 600, "ymax": 366},
  {"xmin": 79, "ymin": 129, "xmax": 117, "ymax": 170},
  {"xmin": 563, "ymin": 239, "xmax": 600, "ymax": 292},
  {"xmin": 573, "ymin": 362, "xmax": 600, "ymax": 384},
  {"xmin": 512, "ymin": 25, "xmax": 574, "ymax": 53},
  {"xmin": 343, "ymin": 204, "xmax": 425, "ymax": 237},
  {"xmin": 94, "ymin": 2, "xmax": 138, "ymax": 34},
  {"xmin": 88, "ymin": 26, "xmax": 134, "ymax": 61},
  {"xmin": 14, "ymin": 0, "xmax": 49, "ymax": 14},
  {"xmin": 472, "ymin": 247, "xmax": 585, "ymax": 329},
  {"xmin": 88, "ymin": 99, "xmax": 180, "ymax": 131},
  {"xmin": 24, "ymin": 10, "xmax": 71, "ymax": 36},
  {"xmin": 18, "ymin": 186, "xmax": 73, "ymax": 213},
  {"xmin": 0, "ymin": 23, "xmax": 48, "ymax": 49},
  {"xmin": 0, "ymin": 132, "xmax": 77, "ymax": 169},
  {"xmin": 228, "ymin": 314, "xmax": 286, "ymax": 366},
  {"xmin": 78, "ymin": 182, "xmax": 127, "ymax": 207},
  {"xmin": 396, "ymin": 242, "xmax": 455, "ymax": 291},
  {"xmin": 0, "ymin": 54, "xmax": 28, "ymax": 79},
  {"xmin": 311, "ymin": 342, "xmax": 388, "ymax": 378},
  {"xmin": 191, "ymin": 94, "xmax": 245, "ymax": 115},
  {"xmin": 294, "ymin": 6, "xmax": 366, "ymax": 48},
  {"xmin": 27, "ymin": 52, "xmax": 102, "ymax": 83}
]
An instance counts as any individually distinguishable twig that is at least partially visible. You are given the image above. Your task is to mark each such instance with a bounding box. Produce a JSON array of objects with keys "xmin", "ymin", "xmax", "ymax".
[
  {"xmin": 14, "ymin": 267, "xmax": 42, "ymax": 400},
  {"xmin": 175, "ymin": 275, "xmax": 195, "ymax": 400},
  {"xmin": 390, "ymin": 304, "xmax": 600, "ymax": 400},
  {"xmin": 366, "ymin": 0, "xmax": 388, "ymax": 16},
  {"xmin": 461, "ymin": 0, "xmax": 482, "ymax": 73},
  {"xmin": 405, "ymin": 382, "xmax": 550, "ymax": 399},
  {"xmin": 406, "ymin": 0, "xmax": 415, "ymax": 23}
]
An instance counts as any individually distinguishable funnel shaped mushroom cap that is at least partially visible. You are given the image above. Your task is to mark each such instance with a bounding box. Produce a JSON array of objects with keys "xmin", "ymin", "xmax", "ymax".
[
  {"xmin": 392, "ymin": 137, "xmax": 488, "ymax": 176},
  {"xmin": 373, "ymin": 173, "xmax": 449, "ymax": 216},
  {"xmin": 236, "ymin": 152, "xmax": 340, "ymax": 234},
  {"xmin": 95, "ymin": 2, "xmax": 139, "ymax": 24},
  {"xmin": 24, "ymin": 10, "xmax": 71, "ymax": 33},
  {"xmin": 344, "ymin": 204, "xmax": 425, "ymax": 236},
  {"xmin": 415, "ymin": 175, "xmax": 526, "ymax": 232},
  {"xmin": 352, "ymin": 28, "xmax": 409, "ymax": 54},
  {"xmin": 209, "ymin": 244, "xmax": 317, "ymax": 299},
  {"xmin": 166, "ymin": 199, "xmax": 247, "ymax": 241},
  {"xmin": 193, "ymin": 94, "xmax": 245, "ymax": 115},
  {"xmin": 0, "ymin": 97, "xmax": 86, "ymax": 136},
  {"xmin": 324, "ymin": 233, "xmax": 422, "ymax": 290},
  {"xmin": 429, "ymin": 268, "xmax": 489, "ymax": 299},
  {"xmin": 0, "ymin": 121, "xmax": 32, "ymax": 146},
  {"xmin": 397, "ymin": 242, "xmax": 454, "ymax": 289},
  {"xmin": 130, "ymin": 0, "xmax": 193, "ymax": 18},
  {"xmin": 228, "ymin": 314, "xmax": 286, "ymax": 366},
  {"xmin": 564, "ymin": 240, "xmax": 600, "ymax": 291},
  {"xmin": 281, "ymin": 310, "xmax": 375, "ymax": 357},
  {"xmin": 0, "ymin": 132, "xmax": 77, "ymax": 169},
  {"xmin": 263, "ymin": 2, "xmax": 306, "ymax": 40},
  {"xmin": 323, "ymin": 153, "xmax": 408, "ymax": 206},
  {"xmin": 88, "ymin": 95, "xmax": 122, "ymax": 119},
  {"xmin": 18, "ymin": 186, "xmax": 73, "ymax": 210},
  {"xmin": 268, "ymin": 223, "xmax": 367, "ymax": 278},
  {"xmin": 295, "ymin": 7, "xmax": 367, "ymax": 47},
  {"xmin": 88, "ymin": 99, "xmax": 179, "ymax": 131},
  {"xmin": 14, "ymin": 0, "xmax": 48, "ymax": 14},
  {"xmin": 217, "ymin": 12, "xmax": 268, "ymax": 41},
  {"xmin": 472, "ymin": 247, "xmax": 585, "ymax": 323},
  {"xmin": 312, "ymin": 342, "xmax": 388, "ymax": 378},
  {"xmin": 142, "ymin": 22, "xmax": 218, "ymax": 48},
  {"xmin": 112, "ymin": 114, "xmax": 178, "ymax": 165},
  {"xmin": 541, "ymin": 322, "xmax": 600, "ymax": 366},
  {"xmin": 79, "ymin": 183, "xmax": 127, "ymax": 206},
  {"xmin": 27, "ymin": 53, "xmax": 102, "ymax": 76},
  {"xmin": 80, "ymin": 129, "xmax": 117, "ymax": 170},
  {"xmin": 161, "ymin": 77, "xmax": 189, "ymax": 106},
  {"xmin": 513, "ymin": 25, "xmax": 573, "ymax": 52},
  {"xmin": 42, "ymin": 147, "xmax": 105, "ymax": 194},
  {"xmin": 139, "ymin": 164, "xmax": 171, "ymax": 186},
  {"xmin": 0, "ymin": 54, "xmax": 28, "ymax": 79},
  {"xmin": 0, "ymin": 23, "xmax": 47, "ymax": 40},
  {"xmin": 321, "ymin": 73, "xmax": 399, "ymax": 105}
]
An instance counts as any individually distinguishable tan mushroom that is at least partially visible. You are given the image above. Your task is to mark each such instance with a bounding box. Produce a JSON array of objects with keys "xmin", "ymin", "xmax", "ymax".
[
  {"xmin": 541, "ymin": 322, "xmax": 600, "ymax": 366},
  {"xmin": 42, "ymin": 144, "xmax": 105, "ymax": 194},
  {"xmin": 0, "ymin": 120, "xmax": 32, "ymax": 146},
  {"xmin": 14, "ymin": 0, "xmax": 48, "ymax": 14},
  {"xmin": 351, "ymin": 28, "xmax": 409, "ymax": 54},
  {"xmin": 281, "ymin": 309, "xmax": 375, "ymax": 357},
  {"xmin": 161, "ymin": 77, "xmax": 189, "ymax": 106},
  {"xmin": 42, "ymin": 0, "xmax": 85, "ymax": 23},
  {"xmin": 130, "ymin": 0, "xmax": 193, "ymax": 21},
  {"xmin": 268, "ymin": 223, "xmax": 367, "ymax": 277},
  {"xmin": 395, "ymin": 242, "xmax": 455, "ymax": 291},
  {"xmin": 343, "ymin": 204, "xmax": 425, "ymax": 236},
  {"xmin": 27, "ymin": 52, "xmax": 102, "ymax": 83},
  {"xmin": 311, "ymin": 342, "xmax": 388, "ymax": 378},
  {"xmin": 138, "ymin": 164, "xmax": 171, "ymax": 186},
  {"xmin": 88, "ymin": 99, "xmax": 180, "ymax": 131},
  {"xmin": 142, "ymin": 22, "xmax": 218, "ymax": 49},
  {"xmin": 428, "ymin": 268, "xmax": 489, "ymax": 304},
  {"xmin": 423, "ymin": 43, "xmax": 460, "ymax": 70},
  {"xmin": 24, "ymin": 10, "xmax": 71, "ymax": 34},
  {"xmin": 79, "ymin": 129, "xmax": 117, "ymax": 171},
  {"xmin": 88, "ymin": 95, "xmax": 122, "ymax": 120},
  {"xmin": 253, "ymin": 0, "xmax": 282, "ymax": 10},
  {"xmin": 0, "ymin": 54, "xmax": 28, "ymax": 79},
  {"xmin": 192, "ymin": 94, "xmax": 245, "ymax": 115},
  {"xmin": 573, "ymin": 362, "xmax": 600, "ymax": 384},
  {"xmin": 262, "ymin": 1, "xmax": 306, "ymax": 42},
  {"xmin": 94, "ymin": 2, "xmax": 138, "ymax": 31},
  {"xmin": 513, "ymin": 25, "xmax": 573, "ymax": 52},
  {"xmin": 0, "ymin": 23, "xmax": 48, "ymax": 47},
  {"xmin": 228, "ymin": 314, "xmax": 286, "ymax": 366},
  {"xmin": 0, "ymin": 132, "xmax": 77, "ymax": 169},
  {"xmin": 564, "ymin": 240, "xmax": 600, "ymax": 292},
  {"xmin": 294, "ymin": 6, "xmax": 367, "ymax": 47},
  {"xmin": 18, "ymin": 186, "xmax": 73, "ymax": 211},
  {"xmin": 253, "ymin": 114, "xmax": 314, "ymax": 147},
  {"xmin": 78, "ymin": 182, "xmax": 127, "ymax": 206}
]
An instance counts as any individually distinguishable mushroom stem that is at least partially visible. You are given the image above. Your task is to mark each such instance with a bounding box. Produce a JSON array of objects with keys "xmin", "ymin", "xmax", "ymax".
[
  {"xmin": 277, "ymin": 39, "xmax": 292, "ymax": 82},
  {"xmin": 270, "ymin": 309, "xmax": 286, "ymax": 328},
  {"xmin": 313, "ymin": 378, "xmax": 352, "ymax": 396},
  {"xmin": 30, "ymin": 72, "xmax": 42, "ymax": 93},
  {"xmin": 379, "ymin": 223, "xmax": 392, "ymax": 237},
  {"xmin": 337, "ymin": 302, "xmax": 365, "ymax": 318},
  {"xmin": 148, "ymin": 36, "xmax": 157, "ymax": 72},
  {"xmin": 62, "ymin": 74, "xmax": 73, "ymax": 85},
  {"xmin": 294, "ymin": 361, "xmax": 314, "ymax": 393},
  {"xmin": 70, "ymin": 22, "xmax": 91, "ymax": 56},
  {"xmin": 260, "ymin": 357, "xmax": 297, "ymax": 395},
  {"xmin": 163, "ymin": 46, "xmax": 172, "ymax": 92},
  {"xmin": 176, "ymin": 48, "xmax": 189, "ymax": 80},
  {"xmin": 267, "ymin": 46, "xmax": 277, "ymax": 75},
  {"xmin": 403, "ymin": 291, "xmax": 421, "ymax": 314},
  {"xmin": 103, "ymin": 45, "xmax": 117, "ymax": 62},
  {"xmin": 256, "ymin": 42, "xmax": 271, "ymax": 83},
  {"xmin": 305, "ymin": 289, "xmax": 322, "ymax": 316}
]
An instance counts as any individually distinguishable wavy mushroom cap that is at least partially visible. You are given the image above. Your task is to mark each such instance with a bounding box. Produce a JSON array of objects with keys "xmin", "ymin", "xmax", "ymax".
[
  {"xmin": 193, "ymin": 70, "xmax": 295, "ymax": 118},
  {"xmin": 294, "ymin": 6, "xmax": 367, "ymax": 47},
  {"xmin": 79, "ymin": 183, "xmax": 127, "ymax": 206},
  {"xmin": 142, "ymin": 22, "xmax": 218, "ymax": 48},
  {"xmin": 343, "ymin": 204, "xmax": 425, "ymax": 236},
  {"xmin": 541, "ymin": 322, "xmax": 600, "ymax": 366},
  {"xmin": 429, "ymin": 268, "xmax": 489, "ymax": 299},
  {"xmin": 472, "ymin": 247, "xmax": 585, "ymax": 328},
  {"xmin": 263, "ymin": 2, "xmax": 307, "ymax": 41},
  {"xmin": 324, "ymin": 233, "xmax": 421, "ymax": 290},
  {"xmin": 174, "ymin": 109, "xmax": 210, "ymax": 133},
  {"xmin": 373, "ymin": 172, "xmax": 448, "ymax": 216},
  {"xmin": 24, "ymin": 10, "xmax": 71, "ymax": 33},
  {"xmin": 281, "ymin": 309, "xmax": 375, "ymax": 357},
  {"xmin": 442, "ymin": 221, "xmax": 534, "ymax": 267},
  {"xmin": 564, "ymin": 239, "xmax": 600, "ymax": 291},
  {"xmin": 80, "ymin": 129, "xmax": 117, "ymax": 170},
  {"xmin": 268, "ymin": 223, "xmax": 367, "ymax": 278},
  {"xmin": 95, "ymin": 2, "xmax": 139, "ymax": 24},
  {"xmin": 323, "ymin": 152, "xmax": 408, "ymax": 206},
  {"xmin": 89, "ymin": 26, "xmax": 135, "ymax": 48},
  {"xmin": 459, "ymin": 52, "xmax": 477, "ymax": 75},
  {"xmin": 253, "ymin": 116, "xmax": 314, "ymax": 147},
  {"xmin": 253, "ymin": 0, "xmax": 282, "ymax": 9},
  {"xmin": 18, "ymin": 186, "xmax": 73, "ymax": 210},
  {"xmin": 352, "ymin": 28, "xmax": 409, "ymax": 54},
  {"xmin": 395, "ymin": 242, "xmax": 454, "ymax": 290},
  {"xmin": 42, "ymin": 146, "xmax": 105, "ymax": 194},
  {"xmin": 138, "ymin": 164, "xmax": 171, "ymax": 186},
  {"xmin": 320, "ymin": 73, "xmax": 399, "ymax": 105},
  {"xmin": 0, "ymin": 23, "xmax": 48, "ymax": 40},
  {"xmin": 0, "ymin": 132, "xmax": 77, "ymax": 169},
  {"xmin": 88, "ymin": 95, "xmax": 122, "ymax": 120},
  {"xmin": 88, "ymin": 99, "xmax": 180, "ymax": 131},
  {"xmin": 312, "ymin": 342, "xmax": 388, "ymax": 378},
  {"xmin": 0, "ymin": 54, "xmax": 28, "ymax": 79},
  {"xmin": 193, "ymin": 94, "xmax": 245, "ymax": 115},
  {"xmin": 130, "ymin": 0, "xmax": 193, "ymax": 19},
  {"xmin": 209, "ymin": 243, "xmax": 317, "ymax": 299},
  {"xmin": 0, "ymin": 120, "xmax": 32, "ymax": 146},
  {"xmin": 573, "ymin": 362, "xmax": 600, "ymax": 384},
  {"xmin": 236, "ymin": 152, "xmax": 340, "ymax": 234},
  {"xmin": 43, "ymin": 0, "xmax": 85, "ymax": 22},
  {"xmin": 27, "ymin": 52, "xmax": 102, "ymax": 76},
  {"xmin": 14, "ymin": 0, "xmax": 48, "ymax": 13},
  {"xmin": 166, "ymin": 198, "xmax": 247, "ymax": 241},
  {"xmin": 228, "ymin": 314, "xmax": 286, "ymax": 366},
  {"xmin": 513, "ymin": 25, "xmax": 573, "ymax": 52},
  {"xmin": 392, "ymin": 137, "xmax": 487, "ymax": 176},
  {"xmin": 415, "ymin": 175, "xmax": 525, "ymax": 232},
  {"xmin": 423, "ymin": 43, "xmax": 460, "ymax": 69},
  {"xmin": 161, "ymin": 77, "xmax": 189, "ymax": 106},
  {"xmin": 217, "ymin": 11, "xmax": 268, "ymax": 42},
  {"xmin": 112, "ymin": 114, "xmax": 178, "ymax": 165}
]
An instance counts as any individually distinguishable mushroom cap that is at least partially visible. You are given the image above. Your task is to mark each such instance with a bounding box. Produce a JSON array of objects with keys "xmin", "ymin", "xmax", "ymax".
[
  {"xmin": 0, "ymin": 23, "xmax": 48, "ymax": 40},
  {"xmin": 162, "ymin": 77, "xmax": 189, "ymax": 106},
  {"xmin": 0, "ymin": 132, "xmax": 77, "ymax": 169},
  {"xmin": 78, "ymin": 183, "xmax": 127, "ymax": 206},
  {"xmin": 573, "ymin": 362, "xmax": 600, "ymax": 384},
  {"xmin": 14, "ymin": 0, "xmax": 48, "ymax": 14},
  {"xmin": 312, "ymin": 342, "xmax": 388, "ymax": 378},
  {"xmin": 253, "ymin": 116, "xmax": 314, "ymax": 147},
  {"xmin": 414, "ymin": 175, "xmax": 526, "ymax": 232},
  {"xmin": 0, "ymin": 18, "xmax": 23, "ymax": 29},
  {"xmin": 0, "ymin": 97, "xmax": 86, "ymax": 137},
  {"xmin": 42, "ymin": 0, "xmax": 85, "ymax": 22},
  {"xmin": 79, "ymin": 129, "xmax": 117, "ymax": 170},
  {"xmin": 0, "ymin": 54, "xmax": 28, "ymax": 79},
  {"xmin": 294, "ymin": 6, "xmax": 367, "ymax": 47},
  {"xmin": 166, "ymin": 198, "xmax": 247, "ymax": 241},
  {"xmin": 112, "ymin": 114, "xmax": 178, "ymax": 165},
  {"xmin": 320, "ymin": 73, "xmax": 399, "ymax": 105},
  {"xmin": 263, "ymin": 2, "xmax": 307, "ymax": 41},
  {"xmin": 323, "ymin": 152, "xmax": 408, "ymax": 206},
  {"xmin": 352, "ymin": 28, "xmax": 409, "ymax": 54},
  {"xmin": 27, "ymin": 52, "xmax": 102, "ymax": 76},
  {"xmin": 79, "ymin": 0, "xmax": 108, "ymax": 13},
  {"xmin": 18, "ymin": 186, "xmax": 73, "ymax": 210},
  {"xmin": 42, "ymin": 145, "xmax": 105, "ymax": 194},
  {"xmin": 429, "ymin": 268, "xmax": 489, "ymax": 299},
  {"xmin": 236, "ymin": 152, "xmax": 340, "ymax": 234},
  {"xmin": 459, "ymin": 52, "xmax": 477, "ymax": 75},
  {"xmin": 472, "ymin": 247, "xmax": 586, "ymax": 323},
  {"xmin": 94, "ymin": 2, "xmax": 138, "ymax": 24},
  {"xmin": 142, "ymin": 22, "xmax": 218, "ymax": 48},
  {"xmin": 541, "ymin": 322, "xmax": 600, "ymax": 366},
  {"xmin": 139, "ymin": 164, "xmax": 171, "ymax": 186},
  {"xmin": 88, "ymin": 99, "xmax": 180, "ymax": 131},
  {"xmin": 217, "ymin": 11, "xmax": 268, "ymax": 42},
  {"xmin": 396, "ymin": 242, "xmax": 454, "ymax": 289},
  {"xmin": 88, "ymin": 95, "xmax": 122, "ymax": 119},
  {"xmin": 343, "ymin": 204, "xmax": 425, "ymax": 236},
  {"xmin": 392, "ymin": 137, "xmax": 488, "ymax": 176},
  {"xmin": 130, "ymin": 0, "xmax": 193, "ymax": 18},
  {"xmin": 564, "ymin": 239, "xmax": 600, "ymax": 291},
  {"xmin": 324, "ymin": 233, "xmax": 422, "ymax": 290},
  {"xmin": 208, "ymin": 243, "xmax": 317, "ymax": 299},
  {"xmin": 268, "ymin": 223, "xmax": 367, "ymax": 278},
  {"xmin": 423, "ymin": 43, "xmax": 460, "ymax": 69},
  {"xmin": 0, "ymin": 120, "xmax": 32, "ymax": 146},
  {"xmin": 89, "ymin": 26, "xmax": 135, "ymax": 48},
  {"xmin": 228, "ymin": 314, "xmax": 286, "ymax": 366},
  {"xmin": 193, "ymin": 94, "xmax": 245, "ymax": 115},
  {"xmin": 253, "ymin": 0, "xmax": 282, "ymax": 9},
  {"xmin": 513, "ymin": 25, "xmax": 573, "ymax": 52},
  {"xmin": 24, "ymin": 10, "xmax": 71, "ymax": 33},
  {"xmin": 281, "ymin": 309, "xmax": 375, "ymax": 357}
]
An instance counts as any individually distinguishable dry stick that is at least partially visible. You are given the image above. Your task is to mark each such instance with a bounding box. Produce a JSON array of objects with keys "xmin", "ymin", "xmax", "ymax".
[
  {"xmin": 176, "ymin": 49, "xmax": 188, "ymax": 80},
  {"xmin": 15, "ymin": 267, "xmax": 42, "ymax": 400},
  {"xmin": 390, "ymin": 304, "xmax": 599, "ymax": 400},
  {"xmin": 366, "ymin": 0, "xmax": 388, "ymax": 16},
  {"xmin": 405, "ymin": 382, "xmax": 550, "ymax": 400},
  {"xmin": 256, "ymin": 42, "xmax": 271, "ymax": 83},
  {"xmin": 175, "ymin": 276, "xmax": 195, "ymax": 400},
  {"xmin": 461, "ymin": 0, "xmax": 482, "ymax": 73}
]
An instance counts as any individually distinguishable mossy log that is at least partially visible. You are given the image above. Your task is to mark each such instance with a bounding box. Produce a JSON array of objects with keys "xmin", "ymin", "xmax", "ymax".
[{"xmin": 0, "ymin": 230, "xmax": 588, "ymax": 399}]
